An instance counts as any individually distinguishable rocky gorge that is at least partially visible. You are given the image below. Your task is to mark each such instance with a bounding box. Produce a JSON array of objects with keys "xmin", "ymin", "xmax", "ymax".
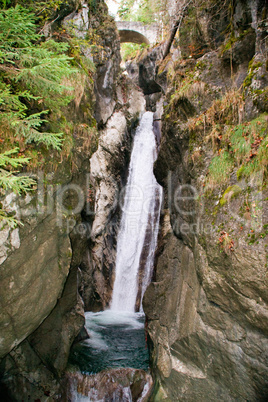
[{"xmin": 0, "ymin": 0, "xmax": 268, "ymax": 401}]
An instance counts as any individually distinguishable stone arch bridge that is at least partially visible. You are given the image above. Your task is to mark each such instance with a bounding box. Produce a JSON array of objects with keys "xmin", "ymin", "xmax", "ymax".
[{"xmin": 116, "ymin": 21, "xmax": 160, "ymax": 45}]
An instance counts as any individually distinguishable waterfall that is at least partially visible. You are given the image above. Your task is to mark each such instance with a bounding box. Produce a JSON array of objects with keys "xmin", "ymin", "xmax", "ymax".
[{"xmin": 111, "ymin": 111, "xmax": 162, "ymax": 313}]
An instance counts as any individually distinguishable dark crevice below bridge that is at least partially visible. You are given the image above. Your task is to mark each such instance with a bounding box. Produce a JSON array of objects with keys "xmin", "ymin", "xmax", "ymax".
[{"xmin": 116, "ymin": 21, "xmax": 160, "ymax": 45}]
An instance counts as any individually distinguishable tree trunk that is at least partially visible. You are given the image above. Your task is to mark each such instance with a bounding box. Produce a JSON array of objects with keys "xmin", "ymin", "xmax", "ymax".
[{"xmin": 162, "ymin": 1, "xmax": 192, "ymax": 60}]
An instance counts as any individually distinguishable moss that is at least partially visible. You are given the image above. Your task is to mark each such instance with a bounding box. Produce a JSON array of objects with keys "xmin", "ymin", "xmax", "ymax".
[
  {"xmin": 221, "ymin": 32, "xmax": 236, "ymax": 53},
  {"xmin": 237, "ymin": 166, "xmax": 245, "ymax": 181},
  {"xmin": 195, "ymin": 60, "xmax": 207, "ymax": 71},
  {"xmin": 253, "ymin": 89, "xmax": 265, "ymax": 95},
  {"xmin": 212, "ymin": 205, "xmax": 219, "ymax": 216},
  {"xmin": 189, "ymin": 128, "xmax": 197, "ymax": 151},
  {"xmin": 221, "ymin": 29, "xmax": 254, "ymax": 57},
  {"xmin": 220, "ymin": 185, "xmax": 242, "ymax": 206},
  {"xmin": 243, "ymin": 61, "xmax": 263, "ymax": 89},
  {"xmin": 248, "ymin": 59, "xmax": 263, "ymax": 70}
]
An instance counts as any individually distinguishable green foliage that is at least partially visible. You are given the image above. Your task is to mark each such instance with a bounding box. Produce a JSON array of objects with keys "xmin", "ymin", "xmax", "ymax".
[
  {"xmin": 229, "ymin": 115, "xmax": 268, "ymax": 178},
  {"xmin": 0, "ymin": 148, "xmax": 35, "ymax": 227},
  {"xmin": 0, "ymin": 4, "xmax": 98, "ymax": 229},
  {"xmin": 13, "ymin": 111, "xmax": 64, "ymax": 151},
  {"xmin": 32, "ymin": 0, "xmax": 67, "ymax": 15},
  {"xmin": 0, "ymin": 6, "xmax": 38, "ymax": 51},
  {"xmin": 207, "ymin": 151, "xmax": 234, "ymax": 186},
  {"xmin": 0, "ymin": 86, "xmax": 64, "ymax": 150},
  {"xmin": 121, "ymin": 43, "xmax": 149, "ymax": 61},
  {"xmin": 1, "ymin": 0, "xmax": 70, "ymax": 21},
  {"xmin": 0, "ymin": 0, "xmax": 11, "ymax": 8},
  {"xmin": 207, "ymin": 114, "xmax": 268, "ymax": 188},
  {"xmin": 0, "ymin": 6, "xmax": 77, "ymax": 149},
  {"xmin": 17, "ymin": 41, "xmax": 76, "ymax": 109},
  {"xmin": 0, "ymin": 6, "xmax": 77, "ymax": 109},
  {"xmin": 118, "ymin": 0, "xmax": 136, "ymax": 21},
  {"xmin": 0, "ymin": 148, "xmax": 30, "ymax": 169},
  {"xmin": 0, "ymin": 168, "xmax": 35, "ymax": 195},
  {"xmin": 0, "ymin": 210, "xmax": 18, "ymax": 229},
  {"xmin": 0, "ymin": 5, "xmax": 82, "ymax": 226},
  {"xmin": 229, "ymin": 124, "xmax": 252, "ymax": 164},
  {"xmin": 118, "ymin": 0, "xmax": 163, "ymax": 25}
]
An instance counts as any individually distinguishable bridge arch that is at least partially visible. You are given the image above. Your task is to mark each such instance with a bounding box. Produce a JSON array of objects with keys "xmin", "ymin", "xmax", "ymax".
[
  {"xmin": 119, "ymin": 29, "xmax": 150, "ymax": 45},
  {"xmin": 116, "ymin": 21, "xmax": 159, "ymax": 46}
]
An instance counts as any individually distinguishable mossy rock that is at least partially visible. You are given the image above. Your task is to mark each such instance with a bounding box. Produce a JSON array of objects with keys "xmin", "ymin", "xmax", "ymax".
[
  {"xmin": 220, "ymin": 185, "xmax": 242, "ymax": 206},
  {"xmin": 254, "ymin": 88, "xmax": 268, "ymax": 113},
  {"xmin": 243, "ymin": 60, "xmax": 263, "ymax": 88}
]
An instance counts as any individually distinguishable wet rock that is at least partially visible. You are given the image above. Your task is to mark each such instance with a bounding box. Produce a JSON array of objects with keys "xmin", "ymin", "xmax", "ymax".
[
  {"xmin": 128, "ymin": 89, "xmax": 146, "ymax": 117},
  {"xmin": 0, "ymin": 260, "xmax": 87, "ymax": 400},
  {"xmin": 85, "ymin": 81, "xmax": 146, "ymax": 310},
  {"xmin": 87, "ymin": 111, "xmax": 129, "ymax": 308},
  {"xmin": 65, "ymin": 368, "xmax": 153, "ymax": 401},
  {"xmin": 144, "ymin": 227, "xmax": 268, "ymax": 400}
]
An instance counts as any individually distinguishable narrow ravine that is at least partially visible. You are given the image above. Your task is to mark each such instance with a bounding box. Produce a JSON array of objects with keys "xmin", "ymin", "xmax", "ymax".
[{"xmin": 67, "ymin": 110, "xmax": 162, "ymax": 401}]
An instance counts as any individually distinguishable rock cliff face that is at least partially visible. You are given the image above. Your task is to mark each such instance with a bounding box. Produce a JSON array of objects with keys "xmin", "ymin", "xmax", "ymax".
[
  {"xmin": 143, "ymin": 0, "xmax": 268, "ymax": 400},
  {"xmin": 0, "ymin": 0, "xmax": 133, "ymax": 399}
]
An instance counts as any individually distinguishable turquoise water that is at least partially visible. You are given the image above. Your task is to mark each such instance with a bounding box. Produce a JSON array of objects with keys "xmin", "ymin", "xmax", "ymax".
[{"xmin": 68, "ymin": 310, "xmax": 149, "ymax": 375}]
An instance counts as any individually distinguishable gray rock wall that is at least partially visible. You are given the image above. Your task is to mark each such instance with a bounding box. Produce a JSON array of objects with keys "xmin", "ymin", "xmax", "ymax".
[
  {"xmin": 143, "ymin": 1, "xmax": 268, "ymax": 400},
  {"xmin": 0, "ymin": 212, "xmax": 71, "ymax": 358}
]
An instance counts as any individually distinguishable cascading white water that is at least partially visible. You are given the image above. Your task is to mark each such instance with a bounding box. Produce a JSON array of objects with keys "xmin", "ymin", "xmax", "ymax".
[
  {"xmin": 68, "ymin": 111, "xmax": 160, "ymax": 400},
  {"xmin": 111, "ymin": 111, "xmax": 162, "ymax": 313}
]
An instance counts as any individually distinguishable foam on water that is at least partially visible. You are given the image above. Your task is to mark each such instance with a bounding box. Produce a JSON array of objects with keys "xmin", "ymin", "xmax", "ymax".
[
  {"xmin": 68, "ymin": 310, "xmax": 149, "ymax": 375},
  {"xmin": 85, "ymin": 310, "xmax": 144, "ymax": 330}
]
